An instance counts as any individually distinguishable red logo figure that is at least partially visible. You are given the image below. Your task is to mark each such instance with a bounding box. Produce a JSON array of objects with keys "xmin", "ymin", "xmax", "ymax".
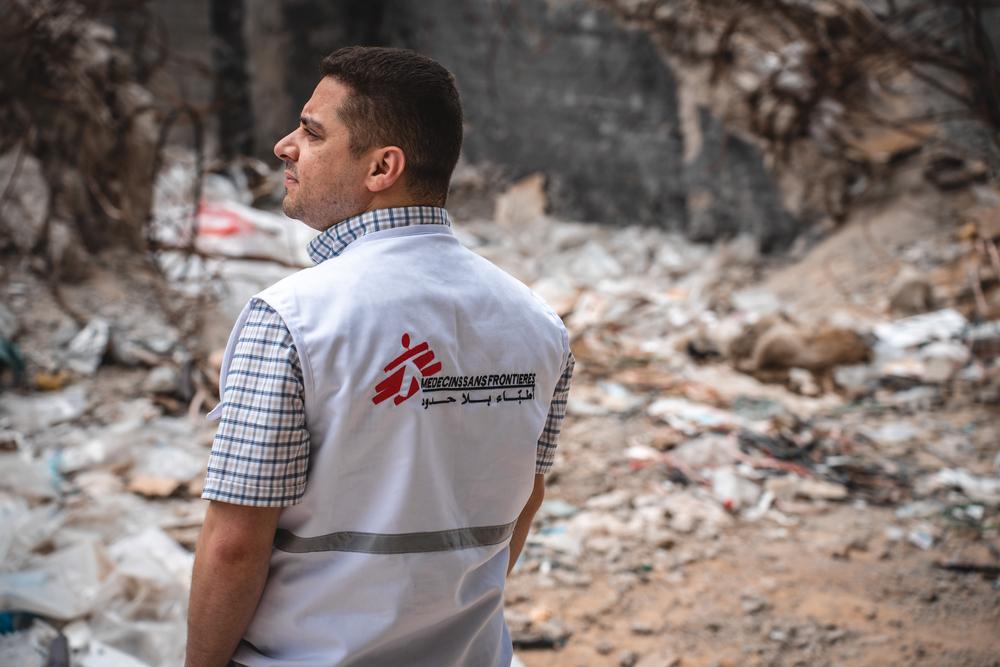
[{"xmin": 372, "ymin": 333, "xmax": 443, "ymax": 405}]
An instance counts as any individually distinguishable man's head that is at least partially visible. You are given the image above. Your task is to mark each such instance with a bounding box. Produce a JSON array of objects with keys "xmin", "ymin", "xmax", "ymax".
[{"xmin": 273, "ymin": 47, "xmax": 463, "ymax": 230}]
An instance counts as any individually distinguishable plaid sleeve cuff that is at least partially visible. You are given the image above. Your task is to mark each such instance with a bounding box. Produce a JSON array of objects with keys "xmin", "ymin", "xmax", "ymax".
[
  {"xmin": 202, "ymin": 298, "xmax": 310, "ymax": 507},
  {"xmin": 536, "ymin": 349, "xmax": 574, "ymax": 474}
]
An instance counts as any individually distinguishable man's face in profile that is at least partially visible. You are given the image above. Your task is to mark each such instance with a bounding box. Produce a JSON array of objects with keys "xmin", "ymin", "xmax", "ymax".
[{"xmin": 273, "ymin": 77, "xmax": 372, "ymax": 231}]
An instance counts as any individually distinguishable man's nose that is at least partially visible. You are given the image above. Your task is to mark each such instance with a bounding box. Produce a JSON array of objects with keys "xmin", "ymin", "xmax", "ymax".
[{"xmin": 274, "ymin": 131, "xmax": 298, "ymax": 163}]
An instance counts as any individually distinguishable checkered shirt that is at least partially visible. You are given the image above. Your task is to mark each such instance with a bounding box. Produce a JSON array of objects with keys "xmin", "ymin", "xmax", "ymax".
[{"xmin": 202, "ymin": 206, "xmax": 575, "ymax": 507}]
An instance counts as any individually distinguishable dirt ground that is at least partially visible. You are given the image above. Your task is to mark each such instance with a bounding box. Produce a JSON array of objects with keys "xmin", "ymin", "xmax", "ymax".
[{"xmin": 511, "ymin": 477, "xmax": 1000, "ymax": 667}]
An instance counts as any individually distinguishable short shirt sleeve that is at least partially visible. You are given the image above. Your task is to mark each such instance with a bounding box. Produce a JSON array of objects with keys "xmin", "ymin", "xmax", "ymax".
[
  {"xmin": 536, "ymin": 350, "xmax": 575, "ymax": 474},
  {"xmin": 202, "ymin": 298, "xmax": 310, "ymax": 507}
]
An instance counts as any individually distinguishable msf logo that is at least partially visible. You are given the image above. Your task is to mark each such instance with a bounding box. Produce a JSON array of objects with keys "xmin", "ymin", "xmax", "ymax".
[{"xmin": 372, "ymin": 333, "xmax": 443, "ymax": 406}]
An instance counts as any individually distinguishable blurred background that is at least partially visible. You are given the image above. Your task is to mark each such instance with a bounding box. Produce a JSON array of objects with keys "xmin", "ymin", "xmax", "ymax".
[{"xmin": 1, "ymin": 1, "xmax": 999, "ymax": 666}]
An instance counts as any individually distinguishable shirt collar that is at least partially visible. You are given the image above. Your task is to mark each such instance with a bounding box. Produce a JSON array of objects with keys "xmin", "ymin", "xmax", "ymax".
[{"xmin": 307, "ymin": 206, "xmax": 452, "ymax": 265}]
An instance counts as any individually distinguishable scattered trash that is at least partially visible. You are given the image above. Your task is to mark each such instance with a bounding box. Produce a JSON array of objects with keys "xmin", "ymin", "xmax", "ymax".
[
  {"xmin": 0, "ymin": 453, "xmax": 60, "ymax": 501},
  {"xmin": 711, "ymin": 467, "xmax": 761, "ymax": 511},
  {"xmin": 0, "ymin": 386, "xmax": 89, "ymax": 432},
  {"xmin": 65, "ymin": 319, "xmax": 111, "ymax": 376},
  {"xmin": 915, "ymin": 469, "xmax": 1000, "ymax": 505},
  {"xmin": 765, "ymin": 476, "xmax": 848, "ymax": 502},
  {"xmin": 874, "ymin": 309, "xmax": 967, "ymax": 350},
  {"xmin": 507, "ymin": 607, "xmax": 571, "ymax": 650},
  {"xmin": 918, "ymin": 341, "xmax": 970, "ymax": 384},
  {"xmin": 967, "ymin": 321, "xmax": 1000, "ymax": 360},
  {"xmin": 0, "ymin": 616, "xmax": 57, "ymax": 667},
  {"xmin": 538, "ymin": 499, "xmax": 578, "ymax": 520},
  {"xmin": 647, "ymin": 398, "xmax": 741, "ymax": 434},
  {"xmin": 907, "ymin": 525, "xmax": 937, "ymax": 551},
  {"xmin": 142, "ymin": 366, "xmax": 180, "ymax": 395},
  {"xmin": 0, "ymin": 540, "xmax": 114, "ymax": 620}
]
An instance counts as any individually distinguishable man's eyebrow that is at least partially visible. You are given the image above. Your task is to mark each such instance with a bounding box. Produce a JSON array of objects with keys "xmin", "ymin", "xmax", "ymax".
[{"xmin": 300, "ymin": 115, "xmax": 325, "ymax": 133}]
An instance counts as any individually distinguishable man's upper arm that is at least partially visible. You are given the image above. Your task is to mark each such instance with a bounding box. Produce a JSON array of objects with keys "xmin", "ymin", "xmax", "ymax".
[
  {"xmin": 199, "ymin": 500, "xmax": 284, "ymax": 562},
  {"xmin": 536, "ymin": 350, "xmax": 575, "ymax": 474},
  {"xmin": 202, "ymin": 299, "xmax": 311, "ymax": 508}
]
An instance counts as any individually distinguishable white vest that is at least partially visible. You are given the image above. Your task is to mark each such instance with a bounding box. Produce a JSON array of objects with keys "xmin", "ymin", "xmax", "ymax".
[{"xmin": 214, "ymin": 224, "xmax": 568, "ymax": 667}]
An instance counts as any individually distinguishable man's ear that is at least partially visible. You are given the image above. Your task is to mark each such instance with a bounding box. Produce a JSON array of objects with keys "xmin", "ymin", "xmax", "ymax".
[{"xmin": 365, "ymin": 146, "xmax": 406, "ymax": 193}]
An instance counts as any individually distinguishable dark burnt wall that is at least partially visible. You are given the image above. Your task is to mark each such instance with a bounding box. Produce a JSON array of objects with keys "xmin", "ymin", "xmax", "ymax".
[
  {"xmin": 386, "ymin": 1, "xmax": 688, "ymax": 228},
  {"xmin": 685, "ymin": 109, "xmax": 797, "ymax": 254},
  {"xmin": 271, "ymin": 0, "xmax": 687, "ymax": 228},
  {"xmin": 143, "ymin": 0, "xmax": 799, "ymax": 249}
]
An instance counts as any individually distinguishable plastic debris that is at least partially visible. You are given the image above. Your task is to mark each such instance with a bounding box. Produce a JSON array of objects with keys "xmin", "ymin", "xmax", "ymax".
[
  {"xmin": 76, "ymin": 640, "xmax": 152, "ymax": 667},
  {"xmin": 65, "ymin": 319, "xmax": 111, "ymax": 376},
  {"xmin": 647, "ymin": 398, "xmax": 742, "ymax": 434},
  {"xmin": 0, "ymin": 453, "xmax": 60, "ymax": 501},
  {"xmin": 765, "ymin": 476, "xmax": 849, "ymax": 502},
  {"xmin": 0, "ymin": 617, "xmax": 58, "ymax": 667},
  {"xmin": 0, "ymin": 540, "xmax": 114, "ymax": 620},
  {"xmin": 0, "ymin": 386, "xmax": 88, "ymax": 432},
  {"xmin": 915, "ymin": 469, "xmax": 1000, "ymax": 505},
  {"xmin": 907, "ymin": 525, "xmax": 936, "ymax": 550},
  {"xmin": 874, "ymin": 309, "xmax": 967, "ymax": 349},
  {"xmin": 711, "ymin": 467, "xmax": 762, "ymax": 511},
  {"xmin": 919, "ymin": 341, "xmax": 970, "ymax": 383}
]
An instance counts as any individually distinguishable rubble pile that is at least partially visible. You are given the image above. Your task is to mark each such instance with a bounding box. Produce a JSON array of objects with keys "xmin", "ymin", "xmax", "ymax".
[
  {"xmin": 0, "ymin": 291, "xmax": 214, "ymax": 666},
  {"xmin": 1, "ymin": 171, "xmax": 998, "ymax": 665},
  {"xmin": 478, "ymin": 176, "xmax": 1000, "ymax": 662}
]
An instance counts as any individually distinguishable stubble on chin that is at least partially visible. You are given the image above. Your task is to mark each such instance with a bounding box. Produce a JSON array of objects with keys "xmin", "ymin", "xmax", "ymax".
[{"xmin": 281, "ymin": 191, "xmax": 303, "ymax": 221}]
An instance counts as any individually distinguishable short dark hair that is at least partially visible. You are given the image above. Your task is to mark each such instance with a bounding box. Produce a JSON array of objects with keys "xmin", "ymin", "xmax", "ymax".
[{"xmin": 320, "ymin": 47, "xmax": 463, "ymax": 205}]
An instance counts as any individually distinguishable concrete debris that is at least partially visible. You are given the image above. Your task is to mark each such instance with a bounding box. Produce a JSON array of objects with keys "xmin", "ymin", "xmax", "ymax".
[
  {"xmin": 507, "ymin": 608, "xmax": 571, "ymax": 649},
  {"xmin": 765, "ymin": 476, "xmax": 848, "ymax": 502},
  {"xmin": 889, "ymin": 269, "xmax": 935, "ymax": 315},
  {"xmin": 65, "ymin": 319, "xmax": 111, "ymax": 376},
  {"xmin": 918, "ymin": 341, "xmax": 970, "ymax": 384},
  {"xmin": 494, "ymin": 174, "xmax": 547, "ymax": 230},
  {"xmin": 967, "ymin": 321, "xmax": 1000, "ymax": 360},
  {"xmin": 142, "ymin": 366, "xmax": 181, "ymax": 395}
]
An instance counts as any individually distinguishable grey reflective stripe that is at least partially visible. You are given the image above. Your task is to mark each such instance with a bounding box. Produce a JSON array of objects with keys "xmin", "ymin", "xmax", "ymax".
[{"xmin": 274, "ymin": 521, "xmax": 516, "ymax": 555}]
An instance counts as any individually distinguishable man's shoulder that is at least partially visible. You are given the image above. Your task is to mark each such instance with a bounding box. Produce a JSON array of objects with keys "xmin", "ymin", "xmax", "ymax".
[{"xmin": 257, "ymin": 263, "xmax": 318, "ymax": 300}]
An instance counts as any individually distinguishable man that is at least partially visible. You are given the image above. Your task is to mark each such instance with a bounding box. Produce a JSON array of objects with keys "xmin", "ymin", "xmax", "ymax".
[{"xmin": 185, "ymin": 47, "xmax": 574, "ymax": 667}]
